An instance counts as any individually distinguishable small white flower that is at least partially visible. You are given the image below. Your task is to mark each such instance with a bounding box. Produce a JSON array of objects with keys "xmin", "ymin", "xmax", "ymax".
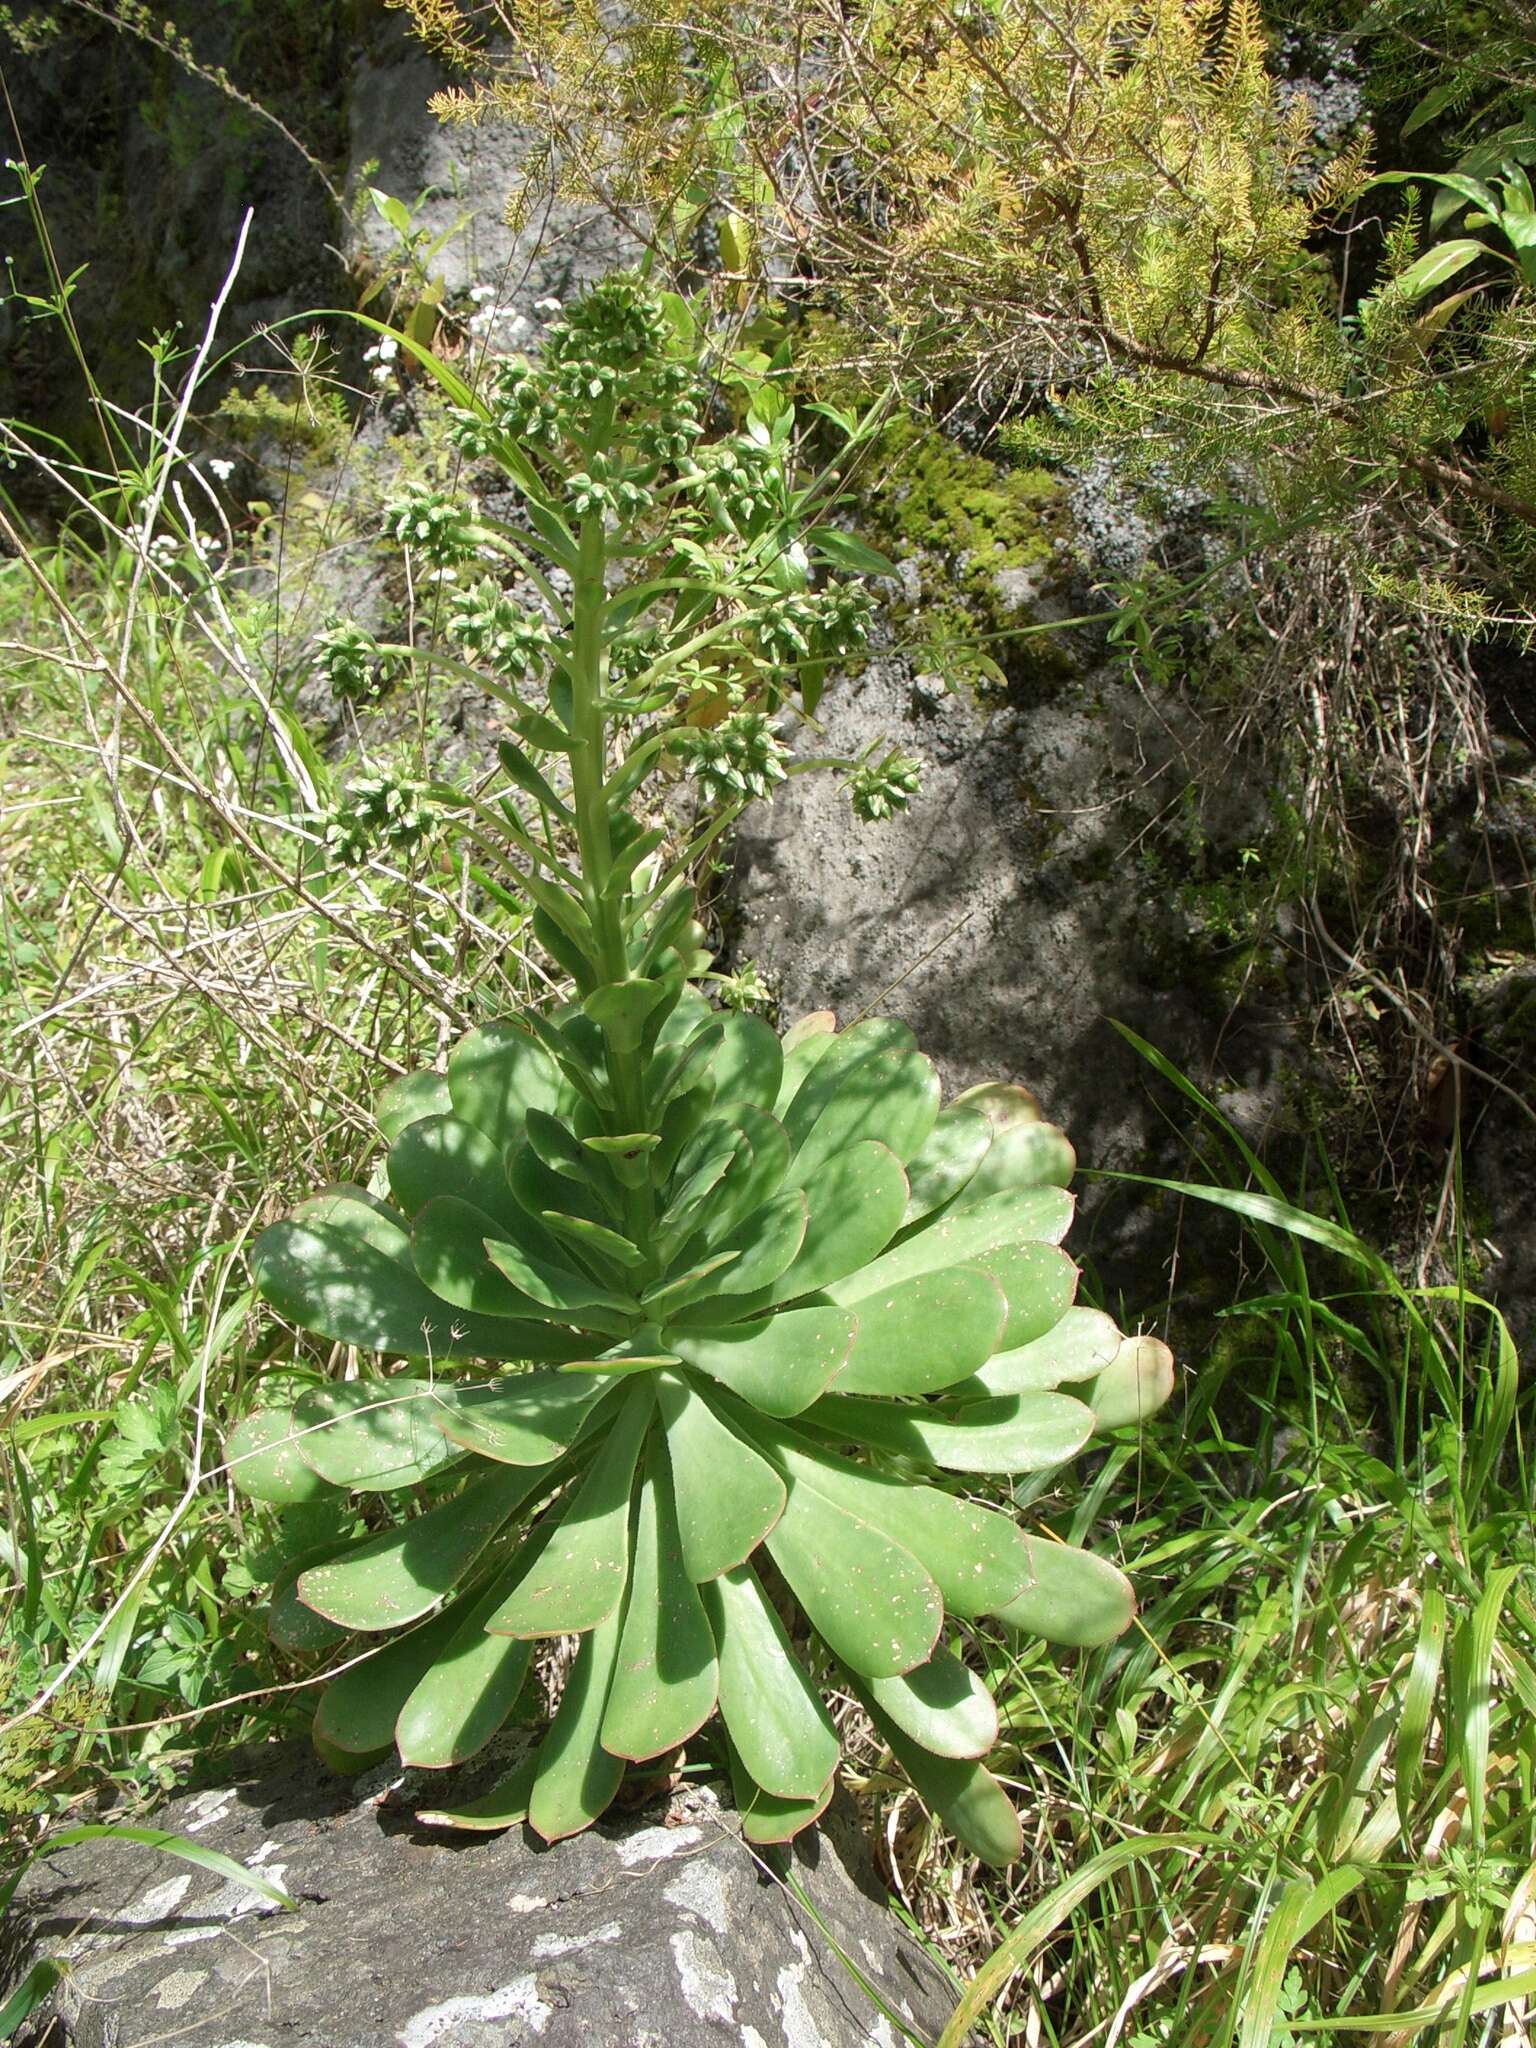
[
  {"xmin": 376, "ymin": 336, "xmax": 399, "ymax": 362},
  {"xmin": 469, "ymin": 283, "xmax": 496, "ymax": 304},
  {"xmin": 372, "ymin": 364, "xmax": 393, "ymax": 386},
  {"xmin": 502, "ymin": 312, "xmax": 530, "ymax": 342},
  {"xmin": 207, "ymin": 457, "xmax": 235, "ymax": 482},
  {"xmin": 533, "ymin": 296, "xmax": 562, "ymax": 316}
]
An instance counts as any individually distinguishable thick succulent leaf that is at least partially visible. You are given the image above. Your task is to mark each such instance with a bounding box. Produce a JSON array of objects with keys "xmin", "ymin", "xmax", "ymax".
[
  {"xmin": 771, "ymin": 1018, "xmax": 838, "ymax": 1115},
  {"xmin": 789, "ymin": 1048, "xmax": 940, "ymax": 1187},
  {"xmin": 780, "ymin": 1009, "xmax": 837, "ymax": 1051},
  {"xmin": 416, "ymin": 1748, "xmax": 538, "ymax": 1832},
  {"xmin": 483, "ymin": 1227, "xmax": 635, "ymax": 1323},
  {"xmin": 1084, "ymin": 1335, "xmax": 1176, "ymax": 1429},
  {"xmin": 958, "ymin": 1306, "xmax": 1122, "ymax": 1398},
  {"xmin": 395, "ymin": 1571, "xmax": 535, "ymax": 1769},
  {"xmin": 296, "ymin": 1461, "xmax": 545, "ymax": 1631},
  {"xmin": 293, "ymin": 1376, "xmax": 463, "ymax": 1491},
  {"xmin": 539, "ymin": 1208, "xmax": 646, "ymax": 1271},
  {"xmin": 654, "ymin": 1373, "xmax": 786, "ymax": 1580},
  {"xmin": 935, "ymin": 1240, "xmax": 1079, "ymax": 1350},
  {"xmin": 751, "ymin": 1423, "xmax": 1031, "ymax": 1617},
  {"xmin": 253, "ymin": 1218, "xmax": 572, "ymax": 1363},
  {"xmin": 447, "ymin": 1020, "xmax": 562, "ymax": 1149},
  {"xmin": 680, "ymin": 1188, "xmax": 807, "ymax": 1310},
  {"xmin": 902, "ymin": 1107, "xmax": 992, "ymax": 1226},
  {"xmin": 710, "ymin": 1009, "xmax": 783, "ymax": 1113},
  {"xmin": 388, "ymin": 1115, "xmax": 521, "ymax": 1231},
  {"xmin": 764, "ymin": 1472, "xmax": 942, "ymax": 1677},
  {"xmin": 508, "ymin": 1136, "xmax": 610, "ymax": 1231},
  {"xmin": 639, "ymin": 1250, "xmax": 743, "ymax": 1321},
  {"xmin": 725, "ymin": 1733, "xmax": 837, "ymax": 1845},
  {"xmin": 814, "ymin": 1390, "xmax": 1095, "ymax": 1473},
  {"xmin": 702, "ymin": 1564, "xmax": 838, "ymax": 1799},
  {"xmin": 295, "ymin": 1185, "xmax": 410, "ymax": 1241},
  {"xmin": 831, "ymin": 1267, "xmax": 1006, "ymax": 1397},
  {"xmin": 948, "ymin": 1083, "xmax": 1076, "ymax": 1202},
  {"xmin": 863, "ymin": 1649, "xmax": 998, "ymax": 1761},
  {"xmin": 430, "ymin": 1372, "xmax": 616, "ymax": 1466},
  {"xmin": 527, "ymin": 1603, "xmax": 627, "ymax": 1842},
  {"xmin": 705, "ymin": 1105, "xmax": 792, "ymax": 1235},
  {"xmin": 378, "ymin": 1068, "xmax": 452, "ymax": 1141},
  {"xmin": 225, "ymin": 1406, "xmax": 337, "ymax": 1504},
  {"xmin": 991, "ymin": 1537, "xmax": 1136, "ymax": 1647},
  {"xmin": 658, "ymin": 1130, "xmax": 745, "ymax": 1246},
  {"xmin": 313, "ymin": 1602, "xmax": 466, "ymax": 1755},
  {"xmin": 411, "ymin": 1196, "xmax": 581, "ymax": 1329},
  {"xmin": 485, "ymin": 1382, "xmax": 653, "ymax": 1637},
  {"xmin": 867, "ymin": 1703, "xmax": 1023, "ymax": 1867},
  {"xmin": 650, "ymin": 983, "xmax": 715, "ymax": 1053},
  {"xmin": 600, "ymin": 1444, "xmax": 719, "ymax": 1761},
  {"xmin": 826, "ymin": 1185, "xmax": 1074, "ymax": 1305},
  {"xmin": 778, "ymin": 1017, "xmax": 917, "ymax": 1150},
  {"xmin": 663, "ymin": 1304, "xmax": 857, "ymax": 1417},
  {"xmin": 268, "ymin": 1546, "xmax": 352, "ymax": 1654}
]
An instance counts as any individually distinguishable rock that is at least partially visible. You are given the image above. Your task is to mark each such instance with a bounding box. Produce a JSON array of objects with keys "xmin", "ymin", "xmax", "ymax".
[
  {"xmin": 730, "ymin": 652, "xmax": 1296, "ymax": 1308},
  {"xmin": 10, "ymin": 1748, "xmax": 954, "ymax": 2048}
]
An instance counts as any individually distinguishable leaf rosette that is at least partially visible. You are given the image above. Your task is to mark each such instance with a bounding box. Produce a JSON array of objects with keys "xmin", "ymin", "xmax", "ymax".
[{"xmin": 231, "ymin": 994, "xmax": 1172, "ymax": 1861}]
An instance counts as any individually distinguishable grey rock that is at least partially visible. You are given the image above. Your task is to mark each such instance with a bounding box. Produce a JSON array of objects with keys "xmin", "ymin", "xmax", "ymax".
[
  {"xmin": 731, "ymin": 654, "xmax": 1294, "ymax": 1307},
  {"xmin": 11, "ymin": 1749, "xmax": 952, "ymax": 2048}
]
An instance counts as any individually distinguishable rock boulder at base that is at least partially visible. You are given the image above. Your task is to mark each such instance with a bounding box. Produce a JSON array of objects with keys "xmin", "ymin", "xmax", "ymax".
[{"xmin": 10, "ymin": 1747, "xmax": 953, "ymax": 2048}]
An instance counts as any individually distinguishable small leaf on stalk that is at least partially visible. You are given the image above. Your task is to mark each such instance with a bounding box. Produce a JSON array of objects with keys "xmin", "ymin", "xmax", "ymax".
[
  {"xmin": 831, "ymin": 1266, "xmax": 1006, "ymax": 1396},
  {"xmin": 582, "ymin": 976, "xmax": 669, "ymax": 1052},
  {"xmin": 297, "ymin": 1461, "xmax": 546, "ymax": 1631},
  {"xmin": 498, "ymin": 736, "xmax": 571, "ymax": 818},
  {"xmin": 655, "ymin": 1373, "xmax": 786, "ymax": 1579},
  {"xmin": 703, "ymin": 1564, "xmax": 838, "ymax": 1798},
  {"xmin": 671, "ymin": 1190, "xmax": 807, "ymax": 1314},
  {"xmin": 990, "ymin": 1537, "xmax": 1136, "ymax": 1647},
  {"xmin": 293, "ymin": 1376, "xmax": 463, "ymax": 1492},
  {"xmin": 486, "ymin": 1382, "xmax": 654, "ymax": 1638},
  {"xmin": 948, "ymin": 1083, "xmax": 1076, "ymax": 1202},
  {"xmin": 601, "ymin": 1443, "xmax": 719, "ymax": 1760},
  {"xmin": 516, "ymin": 708, "xmax": 573, "ymax": 752},
  {"xmin": 483, "ymin": 1228, "xmax": 635, "ymax": 1321},
  {"xmin": 764, "ymin": 1474, "xmax": 942, "ymax": 1677},
  {"xmin": 527, "ymin": 1604, "xmax": 627, "ymax": 1841},
  {"xmin": 705, "ymin": 1139, "xmax": 907, "ymax": 1319},
  {"xmin": 539, "ymin": 1208, "xmax": 646, "ymax": 1270},
  {"xmin": 664, "ymin": 1303, "xmax": 856, "ymax": 1416}
]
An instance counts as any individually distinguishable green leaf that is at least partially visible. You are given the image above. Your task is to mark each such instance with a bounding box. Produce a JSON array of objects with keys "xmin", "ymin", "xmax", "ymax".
[
  {"xmin": 0, "ymin": 1957, "xmax": 63, "ymax": 2035},
  {"xmin": 832, "ymin": 1266, "xmax": 1006, "ymax": 1396},
  {"xmin": 314, "ymin": 1602, "xmax": 468, "ymax": 1755},
  {"xmin": 539, "ymin": 1208, "xmax": 646, "ymax": 1270},
  {"xmin": 738, "ymin": 1138, "xmax": 909, "ymax": 1311},
  {"xmin": 863, "ymin": 1648, "xmax": 997, "ymax": 1760},
  {"xmin": 958, "ymin": 1241, "xmax": 1079, "ymax": 1349},
  {"xmin": 447, "ymin": 1020, "xmax": 563, "ymax": 1149},
  {"xmin": 753, "ymin": 1423, "xmax": 1031, "ymax": 1617},
  {"xmin": 224, "ymin": 1406, "xmax": 337, "ymax": 1504},
  {"xmin": 711, "ymin": 1010, "xmax": 783, "ymax": 1112},
  {"xmin": 654, "ymin": 1372, "xmax": 786, "ymax": 1578},
  {"xmin": 704, "ymin": 1564, "xmax": 839, "ymax": 1797},
  {"xmin": 727, "ymin": 1742, "xmax": 836, "ymax": 1845},
  {"xmin": 253, "ymin": 1218, "xmax": 556, "ymax": 1364},
  {"xmin": 778, "ymin": 1017, "xmax": 916, "ymax": 1152},
  {"xmin": 378, "ymin": 1068, "xmax": 451, "ymax": 1141},
  {"xmin": 1085, "ymin": 1335, "xmax": 1175, "ymax": 1429},
  {"xmin": 293, "ymin": 1376, "xmax": 464, "ymax": 1492},
  {"xmin": 297, "ymin": 1461, "xmax": 544, "ymax": 1630},
  {"xmin": 527, "ymin": 1604, "xmax": 627, "ymax": 1841},
  {"xmin": 902, "ymin": 1107, "xmax": 992, "ymax": 1224},
  {"xmin": 1388, "ymin": 236, "xmax": 1489, "ymax": 303},
  {"xmin": 991, "ymin": 1538, "xmax": 1136, "ymax": 1646},
  {"xmin": 268, "ymin": 1547, "xmax": 352, "ymax": 1655},
  {"xmin": 395, "ymin": 1571, "xmax": 536, "ymax": 1769},
  {"xmin": 803, "ymin": 526, "xmax": 901, "ymax": 577},
  {"xmin": 497, "ymin": 736, "xmax": 572, "ymax": 819},
  {"xmin": 684, "ymin": 1187, "xmax": 808, "ymax": 1309},
  {"xmin": 958, "ymin": 1306, "xmax": 1121, "ymax": 1397},
  {"xmin": 867, "ymin": 1704, "xmax": 1021, "ymax": 1866},
  {"xmin": 827, "ymin": 1187, "xmax": 1074, "ymax": 1306},
  {"xmin": 484, "ymin": 1227, "xmax": 635, "ymax": 1321},
  {"xmin": 764, "ymin": 1470, "xmax": 942, "ymax": 1676},
  {"xmin": 582, "ymin": 976, "xmax": 669, "ymax": 1052},
  {"xmin": 387, "ymin": 1114, "xmax": 522, "ymax": 1231},
  {"xmin": 486, "ymin": 1382, "xmax": 654, "ymax": 1637},
  {"xmin": 39, "ymin": 1824, "xmax": 298, "ymax": 1910},
  {"xmin": 416, "ymin": 1748, "xmax": 538, "ymax": 1832},
  {"xmin": 601, "ymin": 1441, "xmax": 719, "ymax": 1760},
  {"xmin": 814, "ymin": 1390, "xmax": 1095, "ymax": 1473},
  {"xmin": 665, "ymin": 1303, "xmax": 857, "ymax": 1416},
  {"xmin": 411, "ymin": 1196, "xmax": 587, "ymax": 1335},
  {"xmin": 789, "ymin": 1049, "xmax": 940, "ymax": 1186},
  {"xmin": 430, "ymin": 1368, "xmax": 618, "ymax": 1466},
  {"xmin": 947, "ymin": 1084, "xmax": 1075, "ymax": 1202}
]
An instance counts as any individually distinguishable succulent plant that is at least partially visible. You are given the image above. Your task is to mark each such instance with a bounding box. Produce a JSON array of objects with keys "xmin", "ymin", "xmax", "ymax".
[{"xmin": 228, "ymin": 278, "xmax": 1170, "ymax": 1860}]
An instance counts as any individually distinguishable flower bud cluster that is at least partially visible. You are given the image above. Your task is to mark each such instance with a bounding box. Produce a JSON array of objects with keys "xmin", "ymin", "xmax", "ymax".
[
  {"xmin": 847, "ymin": 748, "xmax": 924, "ymax": 821},
  {"xmin": 381, "ymin": 482, "xmax": 483, "ymax": 568},
  {"xmin": 447, "ymin": 580, "xmax": 553, "ymax": 681},
  {"xmin": 324, "ymin": 774, "xmax": 437, "ymax": 867},
  {"xmin": 755, "ymin": 584, "xmax": 874, "ymax": 667},
  {"xmin": 686, "ymin": 434, "xmax": 786, "ymax": 534},
  {"xmin": 314, "ymin": 621, "xmax": 392, "ymax": 703},
  {"xmin": 672, "ymin": 711, "xmax": 790, "ymax": 804}
]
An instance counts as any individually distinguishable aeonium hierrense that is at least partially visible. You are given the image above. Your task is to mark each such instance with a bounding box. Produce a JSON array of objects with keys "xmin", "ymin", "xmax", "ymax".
[{"xmin": 226, "ymin": 279, "xmax": 1174, "ymax": 1863}]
